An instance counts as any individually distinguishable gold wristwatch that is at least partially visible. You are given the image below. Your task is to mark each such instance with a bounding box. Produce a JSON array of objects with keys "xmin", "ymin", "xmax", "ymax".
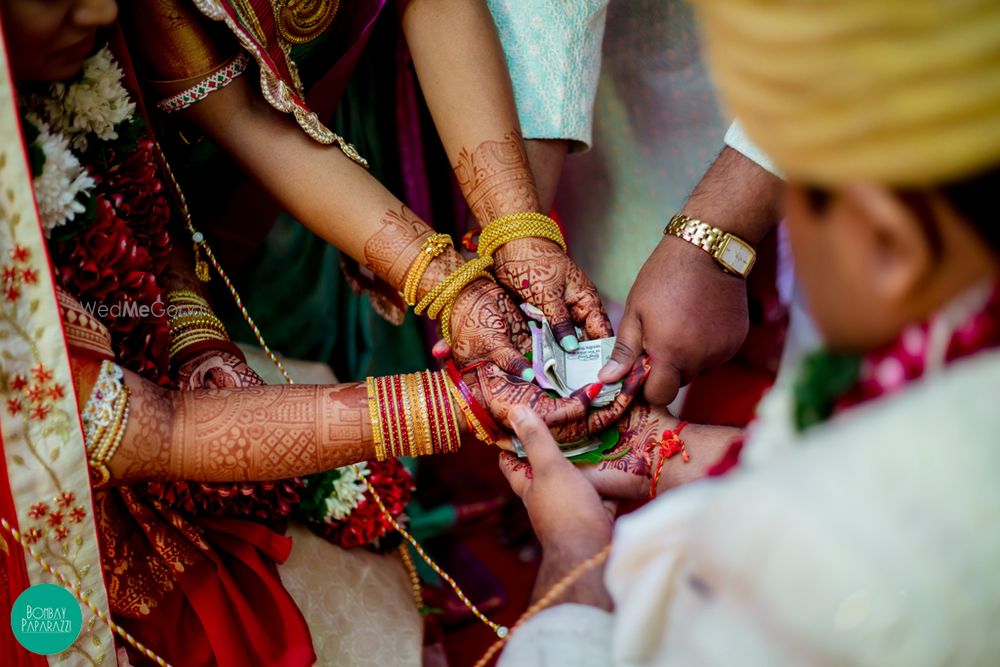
[{"xmin": 664, "ymin": 214, "xmax": 756, "ymax": 278}]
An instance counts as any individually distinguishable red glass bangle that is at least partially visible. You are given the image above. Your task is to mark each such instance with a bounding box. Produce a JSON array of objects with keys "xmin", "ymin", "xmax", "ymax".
[
  {"xmin": 433, "ymin": 370, "xmax": 461, "ymax": 453},
  {"xmin": 445, "ymin": 360, "xmax": 502, "ymax": 441}
]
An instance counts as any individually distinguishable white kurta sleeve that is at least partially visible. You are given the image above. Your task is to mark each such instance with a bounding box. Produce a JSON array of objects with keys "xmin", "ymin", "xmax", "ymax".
[
  {"xmin": 724, "ymin": 120, "xmax": 783, "ymax": 177},
  {"xmin": 486, "ymin": 0, "xmax": 609, "ymax": 151},
  {"xmin": 498, "ymin": 603, "xmax": 613, "ymax": 667}
]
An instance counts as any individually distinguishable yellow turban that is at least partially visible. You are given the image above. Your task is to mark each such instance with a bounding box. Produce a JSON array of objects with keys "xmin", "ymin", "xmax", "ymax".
[{"xmin": 692, "ymin": 0, "xmax": 1000, "ymax": 186}]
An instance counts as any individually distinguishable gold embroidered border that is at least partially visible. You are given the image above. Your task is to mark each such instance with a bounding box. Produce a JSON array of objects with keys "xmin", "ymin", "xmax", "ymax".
[
  {"xmin": 0, "ymin": 30, "xmax": 115, "ymax": 666},
  {"xmin": 190, "ymin": 0, "xmax": 368, "ymax": 167}
]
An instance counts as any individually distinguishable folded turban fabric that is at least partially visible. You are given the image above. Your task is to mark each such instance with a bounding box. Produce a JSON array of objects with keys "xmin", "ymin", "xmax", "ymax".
[{"xmin": 691, "ymin": 0, "xmax": 1000, "ymax": 186}]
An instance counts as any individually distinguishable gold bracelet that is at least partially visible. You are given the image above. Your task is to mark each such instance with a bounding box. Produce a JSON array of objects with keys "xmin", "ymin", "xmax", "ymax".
[
  {"xmin": 477, "ymin": 212, "xmax": 566, "ymax": 259},
  {"xmin": 402, "ymin": 233, "xmax": 453, "ymax": 307},
  {"xmin": 414, "ymin": 256, "xmax": 494, "ymax": 319},
  {"xmin": 82, "ymin": 361, "xmax": 131, "ymax": 488},
  {"xmin": 443, "ymin": 374, "xmax": 493, "ymax": 445},
  {"xmin": 437, "ymin": 269, "xmax": 493, "ymax": 347}
]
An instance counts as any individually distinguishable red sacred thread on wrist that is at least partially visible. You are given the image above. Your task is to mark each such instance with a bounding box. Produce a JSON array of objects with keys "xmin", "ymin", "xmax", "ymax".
[
  {"xmin": 645, "ymin": 422, "xmax": 689, "ymax": 499},
  {"xmin": 445, "ymin": 360, "xmax": 502, "ymax": 442}
]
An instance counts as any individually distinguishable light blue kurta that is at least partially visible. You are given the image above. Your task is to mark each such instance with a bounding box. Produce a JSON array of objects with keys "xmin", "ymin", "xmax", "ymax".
[{"xmin": 488, "ymin": 0, "xmax": 609, "ymax": 151}]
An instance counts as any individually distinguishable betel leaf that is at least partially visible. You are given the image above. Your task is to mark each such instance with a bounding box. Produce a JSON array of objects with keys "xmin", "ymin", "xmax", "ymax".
[{"xmin": 567, "ymin": 427, "xmax": 621, "ymax": 464}]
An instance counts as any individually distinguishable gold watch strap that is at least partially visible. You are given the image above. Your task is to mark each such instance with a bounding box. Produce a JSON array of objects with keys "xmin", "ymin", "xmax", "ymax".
[{"xmin": 663, "ymin": 213, "xmax": 755, "ymax": 277}]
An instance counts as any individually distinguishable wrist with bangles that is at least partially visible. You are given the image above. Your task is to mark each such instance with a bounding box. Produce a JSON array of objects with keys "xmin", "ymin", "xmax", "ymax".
[
  {"xmin": 167, "ymin": 288, "xmax": 242, "ymax": 364},
  {"xmin": 398, "ymin": 212, "xmax": 565, "ymax": 344},
  {"xmin": 365, "ymin": 363, "xmax": 502, "ymax": 460},
  {"xmin": 82, "ymin": 361, "xmax": 132, "ymax": 488}
]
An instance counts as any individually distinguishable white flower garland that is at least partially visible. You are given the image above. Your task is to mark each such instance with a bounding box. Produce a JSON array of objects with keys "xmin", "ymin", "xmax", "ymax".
[
  {"xmin": 321, "ymin": 462, "xmax": 370, "ymax": 521},
  {"xmin": 24, "ymin": 113, "xmax": 95, "ymax": 237},
  {"xmin": 29, "ymin": 46, "xmax": 135, "ymax": 152},
  {"xmin": 24, "ymin": 46, "xmax": 138, "ymax": 236}
]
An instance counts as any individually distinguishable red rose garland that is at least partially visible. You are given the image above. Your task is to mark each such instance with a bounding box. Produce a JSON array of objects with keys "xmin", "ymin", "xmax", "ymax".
[{"xmin": 51, "ymin": 136, "xmax": 174, "ymax": 386}]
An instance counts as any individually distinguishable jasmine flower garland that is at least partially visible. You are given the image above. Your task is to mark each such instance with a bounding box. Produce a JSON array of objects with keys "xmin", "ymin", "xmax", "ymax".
[
  {"xmin": 23, "ymin": 114, "xmax": 95, "ymax": 237},
  {"xmin": 29, "ymin": 46, "xmax": 135, "ymax": 152}
]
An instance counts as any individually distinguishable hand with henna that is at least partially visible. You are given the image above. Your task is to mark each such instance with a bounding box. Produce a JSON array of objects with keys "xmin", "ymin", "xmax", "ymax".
[
  {"xmin": 493, "ymin": 238, "xmax": 613, "ymax": 351},
  {"xmin": 462, "ymin": 355, "xmax": 650, "ymax": 444},
  {"xmin": 175, "ymin": 346, "xmax": 264, "ymax": 390},
  {"xmin": 578, "ymin": 403, "xmax": 742, "ymax": 500},
  {"xmin": 447, "ymin": 276, "xmax": 535, "ymax": 379}
]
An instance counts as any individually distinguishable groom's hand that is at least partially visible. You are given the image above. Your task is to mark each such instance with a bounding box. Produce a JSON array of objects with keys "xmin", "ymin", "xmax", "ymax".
[
  {"xmin": 598, "ymin": 236, "xmax": 749, "ymax": 404},
  {"xmin": 597, "ymin": 147, "xmax": 782, "ymax": 404},
  {"xmin": 499, "ymin": 407, "xmax": 615, "ymax": 555}
]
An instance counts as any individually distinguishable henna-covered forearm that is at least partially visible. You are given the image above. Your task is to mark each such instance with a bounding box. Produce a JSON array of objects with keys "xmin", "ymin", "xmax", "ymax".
[
  {"xmin": 108, "ymin": 370, "xmax": 374, "ymax": 483},
  {"xmin": 453, "ymin": 131, "xmax": 542, "ymax": 225}
]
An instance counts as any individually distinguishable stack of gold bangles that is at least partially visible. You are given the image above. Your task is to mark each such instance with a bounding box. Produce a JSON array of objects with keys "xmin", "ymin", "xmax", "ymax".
[
  {"xmin": 366, "ymin": 366, "xmax": 504, "ymax": 459},
  {"xmin": 366, "ymin": 370, "xmax": 463, "ymax": 460},
  {"xmin": 167, "ymin": 289, "xmax": 229, "ymax": 361},
  {"xmin": 400, "ymin": 212, "xmax": 565, "ymax": 345},
  {"xmin": 82, "ymin": 361, "xmax": 131, "ymax": 488}
]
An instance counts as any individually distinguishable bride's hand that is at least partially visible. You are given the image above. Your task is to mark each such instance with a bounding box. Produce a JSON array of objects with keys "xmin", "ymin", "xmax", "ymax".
[
  {"xmin": 576, "ymin": 403, "xmax": 679, "ymax": 501},
  {"xmin": 461, "ymin": 356, "xmax": 649, "ymax": 444},
  {"xmin": 448, "ymin": 277, "xmax": 535, "ymax": 379},
  {"xmin": 493, "ymin": 238, "xmax": 613, "ymax": 350}
]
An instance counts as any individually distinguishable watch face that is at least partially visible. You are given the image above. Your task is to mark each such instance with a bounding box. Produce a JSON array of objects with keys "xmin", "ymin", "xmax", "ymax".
[{"xmin": 717, "ymin": 236, "xmax": 755, "ymax": 276}]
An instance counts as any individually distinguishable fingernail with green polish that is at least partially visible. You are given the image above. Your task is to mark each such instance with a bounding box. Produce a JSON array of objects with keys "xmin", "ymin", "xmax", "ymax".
[
  {"xmin": 560, "ymin": 335, "xmax": 579, "ymax": 352},
  {"xmin": 520, "ymin": 368, "xmax": 536, "ymax": 382}
]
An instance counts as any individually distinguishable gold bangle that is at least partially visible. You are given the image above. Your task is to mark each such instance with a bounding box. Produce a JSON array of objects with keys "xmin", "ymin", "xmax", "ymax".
[
  {"xmin": 366, "ymin": 376, "xmax": 387, "ymax": 461},
  {"xmin": 86, "ymin": 383, "xmax": 131, "ymax": 489},
  {"xmin": 437, "ymin": 269, "xmax": 493, "ymax": 347},
  {"xmin": 477, "ymin": 212, "xmax": 566, "ymax": 259},
  {"xmin": 444, "ymin": 374, "xmax": 493, "ymax": 446},
  {"xmin": 168, "ymin": 328, "xmax": 230, "ymax": 358},
  {"xmin": 414, "ymin": 256, "xmax": 494, "ymax": 319},
  {"xmin": 169, "ymin": 315, "xmax": 227, "ymax": 333},
  {"xmin": 402, "ymin": 233, "xmax": 453, "ymax": 307},
  {"xmin": 405, "ymin": 373, "xmax": 429, "ymax": 456},
  {"xmin": 166, "ymin": 288, "xmax": 209, "ymax": 304}
]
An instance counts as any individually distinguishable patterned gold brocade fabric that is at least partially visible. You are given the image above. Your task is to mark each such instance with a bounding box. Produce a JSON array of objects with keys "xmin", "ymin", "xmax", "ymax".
[
  {"xmin": 278, "ymin": 523, "xmax": 423, "ymax": 666},
  {"xmin": 96, "ymin": 488, "xmax": 206, "ymax": 617},
  {"xmin": 57, "ymin": 287, "xmax": 114, "ymax": 358}
]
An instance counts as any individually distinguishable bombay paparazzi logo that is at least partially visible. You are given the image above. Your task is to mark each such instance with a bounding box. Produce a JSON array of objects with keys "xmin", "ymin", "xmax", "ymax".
[
  {"xmin": 20, "ymin": 604, "xmax": 74, "ymax": 635},
  {"xmin": 11, "ymin": 583, "xmax": 83, "ymax": 654}
]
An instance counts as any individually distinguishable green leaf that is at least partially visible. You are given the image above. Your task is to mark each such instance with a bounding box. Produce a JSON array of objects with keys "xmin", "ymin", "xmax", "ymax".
[{"xmin": 568, "ymin": 427, "xmax": 621, "ymax": 465}]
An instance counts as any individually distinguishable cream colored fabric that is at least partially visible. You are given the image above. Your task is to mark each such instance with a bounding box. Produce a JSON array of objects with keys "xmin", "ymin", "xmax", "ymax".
[
  {"xmin": 278, "ymin": 523, "xmax": 423, "ymax": 666},
  {"xmin": 502, "ymin": 348, "xmax": 1000, "ymax": 666},
  {"xmin": 724, "ymin": 120, "xmax": 781, "ymax": 178},
  {"xmin": 695, "ymin": 0, "xmax": 1000, "ymax": 186}
]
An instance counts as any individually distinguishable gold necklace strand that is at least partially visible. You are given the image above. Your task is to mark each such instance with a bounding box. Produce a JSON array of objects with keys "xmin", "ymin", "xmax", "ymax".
[
  {"xmin": 153, "ymin": 145, "xmax": 294, "ymax": 385},
  {"xmin": 474, "ymin": 544, "xmax": 613, "ymax": 667},
  {"xmin": 0, "ymin": 517, "xmax": 174, "ymax": 667},
  {"xmin": 153, "ymin": 143, "xmax": 509, "ymax": 638}
]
